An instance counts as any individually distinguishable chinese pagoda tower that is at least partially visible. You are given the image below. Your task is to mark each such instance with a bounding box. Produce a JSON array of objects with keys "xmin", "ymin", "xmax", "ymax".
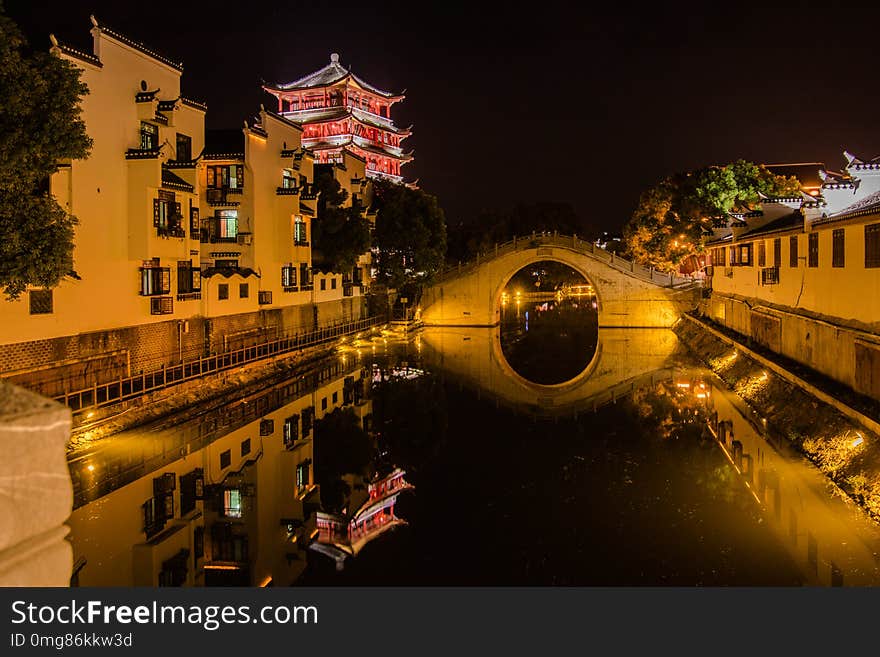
[{"xmin": 263, "ymin": 53, "xmax": 412, "ymax": 183}]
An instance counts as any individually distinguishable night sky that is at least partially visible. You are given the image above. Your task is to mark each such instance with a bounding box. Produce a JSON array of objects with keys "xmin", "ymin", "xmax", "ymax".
[{"xmin": 7, "ymin": 1, "xmax": 880, "ymax": 233}]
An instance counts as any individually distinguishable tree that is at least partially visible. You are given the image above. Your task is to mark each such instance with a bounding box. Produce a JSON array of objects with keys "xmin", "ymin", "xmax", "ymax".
[
  {"xmin": 314, "ymin": 408, "xmax": 374, "ymax": 513},
  {"xmin": 0, "ymin": 8, "xmax": 92, "ymax": 298},
  {"xmin": 310, "ymin": 167, "xmax": 371, "ymax": 273},
  {"xmin": 622, "ymin": 160, "xmax": 800, "ymax": 271},
  {"xmin": 373, "ymin": 180, "xmax": 447, "ymax": 289}
]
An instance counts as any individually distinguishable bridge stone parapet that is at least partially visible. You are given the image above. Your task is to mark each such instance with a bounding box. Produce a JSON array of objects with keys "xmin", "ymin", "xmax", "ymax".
[
  {"xmin": 0, "ymin": 382, "xmax": 73, "ymax": 586},
  {"xmin": 422, "ymin": 234, "xmax": 699, "ymax": 328}
]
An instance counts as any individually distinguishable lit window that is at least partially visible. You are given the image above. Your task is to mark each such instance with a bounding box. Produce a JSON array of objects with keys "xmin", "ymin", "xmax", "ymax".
[
  {"xmin": 216, "ymin": 210, "xmax": 238, "ymax": 240},
  {"xmin": 223, "ymin": 489, "xmax": 242, "ymax": 518},
  {"xmin": 294, "ymin": 216, "xmax": 308, "ymax": 244},
  {"xmin": 140, "ymin": 122, "xmax": 159, "ymax": 150},
  {"xmin": 140, "ymin": 260, "xmax": 171, "ymax": 296}
]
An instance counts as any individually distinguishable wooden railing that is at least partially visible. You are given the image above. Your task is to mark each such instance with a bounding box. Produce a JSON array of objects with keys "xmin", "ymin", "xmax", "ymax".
[
  {"xmin": 56, "ymin": 316, "xmax": 385, "ymax": 412},
  {"xmin": 436, "ymin": 232, "xmax": 692, "ymax": 288}
]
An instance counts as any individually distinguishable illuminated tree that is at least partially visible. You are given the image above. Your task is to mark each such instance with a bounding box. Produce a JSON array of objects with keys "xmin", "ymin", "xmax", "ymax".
[
  {"xmin": 311, "ymin": 169, "xmax": 371, "ymax": 273},
  {"xmin": 622, "ymin": 160, "xmax": 800, "ymax": 271},
  {"xmin": 0, "ymin": 8, "xmax": 92, "ymax": 298},
  {"xmin": 373, "ymin": 180, "xmax": 447, "ymax": 288}
]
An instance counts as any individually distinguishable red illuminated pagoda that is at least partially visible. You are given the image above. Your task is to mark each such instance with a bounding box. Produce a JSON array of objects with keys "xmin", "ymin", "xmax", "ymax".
[{"xmin": 263, "ymin": 53, "xmax": 412, "ymax": 183}]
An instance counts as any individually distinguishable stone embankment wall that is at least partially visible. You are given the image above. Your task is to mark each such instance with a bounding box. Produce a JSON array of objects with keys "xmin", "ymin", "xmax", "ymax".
[
  {"xmin": 700, "ymin": 292, "xmax": 880, "ymax": 402},
  {"xmin": 0, "ymin": 383, "xmax": 72, "ymax": 586},
  {"xmin": 675, "ymin": 314, "xmax": 880, "ymax": 521},
  {"xmin": 0, "ymin": 297, "xmax": 366, "ymax": 400}
]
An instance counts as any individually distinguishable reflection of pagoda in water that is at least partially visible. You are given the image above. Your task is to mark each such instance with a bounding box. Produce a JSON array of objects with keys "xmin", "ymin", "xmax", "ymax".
[
  {"xmin": 311, "ymin": 468, "xmax": 413, "ymax": 568},
  {"xmin": 66, "ymin": 358, "xmax": 373, "ymax": 587}
]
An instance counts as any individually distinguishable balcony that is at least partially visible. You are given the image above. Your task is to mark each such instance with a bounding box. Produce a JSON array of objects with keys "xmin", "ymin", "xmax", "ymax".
[
  {"xmin": 157, "ymin": 225, "xmax": 186, "ymax": 239},
  {"xmin": 176, "ymin": 292, "xmax": 201, "ymax": 302},
  {"xmin": 760, "ymin": 266, "xmax": 779, "ymax": 286},
  {"xmin": 276, "ymin": 186, "xmax": 299, "ymax": 196},
  {"xmin": 206, "ymin": 188, "xmax": 242, "ymax": 207}
]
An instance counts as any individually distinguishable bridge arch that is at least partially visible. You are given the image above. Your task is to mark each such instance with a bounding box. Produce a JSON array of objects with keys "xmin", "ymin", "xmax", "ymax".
[
  {"xmin": 421, "ymin": 234, "xmax": 696, "ymax": 328},
  {"xmin": 494, "ymin": 253, "xmax": 605, "ymax": 320}
]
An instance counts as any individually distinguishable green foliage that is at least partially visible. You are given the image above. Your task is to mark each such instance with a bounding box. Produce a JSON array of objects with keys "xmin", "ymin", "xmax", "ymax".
[
  {"xmin": 622, "ymin": 160, "xmax": 800, "ymax": 272},
  {"xmin": 373, "ymin": 179, "xmax": 447, "ymax": 288},
  {"xmin": 314, "ymin": 407, "xmax": 373, "ymax": 512},
  {"xmin": 0, "ymin": 8, "xmax": 92, "ymax": 298},
  {"xmin": 311, "ymin": 168, "xmax": 371, "ymax": 273}
]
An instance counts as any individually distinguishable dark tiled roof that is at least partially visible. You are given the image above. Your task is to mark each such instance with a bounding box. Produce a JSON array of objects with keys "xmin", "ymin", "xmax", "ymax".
[
  {"xmin": 181, "ymin": 97, "xmax": 207, "ymax": 111},
  {"xmin": 52, "ymin": 40, "xmax": 102, "ymax": 67},
  {"xmin": 268, "ymin": 54, "xmax": 401, "ymax": 98},
  {"xmin": 201, "ymin": 267, "xmax": 260, "ymax": 279},
  {"xmin": 822, "ymin": 189, "xmax": 880, "ymax": 222},
  {"xmin": 737, "ymin": 211, "xmax": 804, "ymax": 240},
  {"xmin": 161, "ymin": 168, "xmax": 193, "ymax": 193}
]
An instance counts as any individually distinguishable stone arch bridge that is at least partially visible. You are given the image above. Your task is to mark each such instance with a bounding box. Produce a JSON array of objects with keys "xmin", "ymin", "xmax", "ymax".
[{"xmin": 421, "ymin": 234, "xmax": 699, "ymax": 328}]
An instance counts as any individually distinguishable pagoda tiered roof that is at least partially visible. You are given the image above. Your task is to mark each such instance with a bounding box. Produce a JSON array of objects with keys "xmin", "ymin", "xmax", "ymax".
[
  {"xmin": 306, "ymin": 137, "xmax": 413, "ymax": 162},
  {"xmin": 295, "ymin": 106, "xmax": 412, "ymax": 136},
  {"xmin": 265, "ymin": 53, "xmax": 403, "ymax": 99}
]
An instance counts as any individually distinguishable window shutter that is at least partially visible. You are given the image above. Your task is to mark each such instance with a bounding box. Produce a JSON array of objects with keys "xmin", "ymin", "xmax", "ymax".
[
  {"xmin": 160, "ymin": 269, "xmax": 171, "ymax": 294},
  {"xmin": 174, "ymin": 202, "xmax": 182, "ymax": 218},
  {"xmin": 237, "ymin": 165, "xmax": 244, "ymax": 188},
  {"xmin": 153, "ymin": 199, "xmax": 160, "ymax": 227},
  {"xmin": 207, "ymin": 167, "xmax": 215, "ymax": 187}
]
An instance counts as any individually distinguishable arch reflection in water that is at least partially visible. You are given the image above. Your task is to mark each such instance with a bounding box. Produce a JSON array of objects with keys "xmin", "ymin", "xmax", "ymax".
[
  {"xmin": 418, "ymin": 326, "xmax": 681, "ymax": 418},
  {"xmin": 499, "ymin": 261, "xmax": 598, "ymax": 385}
]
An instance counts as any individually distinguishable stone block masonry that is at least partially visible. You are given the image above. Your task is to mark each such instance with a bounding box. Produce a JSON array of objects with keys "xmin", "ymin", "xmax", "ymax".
[
  {"xmin": 675, "ymin": 314, "xmax": 880, "ymax": 521},
  {"xmin": 1, "ymin": 297, "xmax": 367, "ymax": 400},
  {"xmin": 701, "ymin": 292, "xmax": 880, "ymax": 402},
  {"xmin": 0, "ymin": 382, "xmax": 73, "ymax": 586}
]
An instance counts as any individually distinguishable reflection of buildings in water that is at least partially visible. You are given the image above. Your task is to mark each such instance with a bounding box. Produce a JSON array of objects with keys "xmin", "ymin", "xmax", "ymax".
[
  {"xmin": 671, "ymin": 371, "xmax": 880, "ymax": 586},
  {"xmin": 67, "ymin": 360, "xmax": 373, "ymax": 587},
  {"xmin": 312, "ymin": 469, "xmax": 414, "ymax": 569}
]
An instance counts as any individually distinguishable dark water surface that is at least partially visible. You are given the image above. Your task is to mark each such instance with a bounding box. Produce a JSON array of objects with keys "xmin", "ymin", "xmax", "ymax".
[
  {"xmin": 67, "ymin": 293, "xmax": 880, "ymax": 586},
  {"xmin": 303, "ymin": 340, "xmax": 803, "ymax": 585}
]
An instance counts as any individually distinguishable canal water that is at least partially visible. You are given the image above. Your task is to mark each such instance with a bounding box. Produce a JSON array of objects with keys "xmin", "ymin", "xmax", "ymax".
[{"xmin": 66, "ymin": 267, "xmax": 880, "ymax": 586}]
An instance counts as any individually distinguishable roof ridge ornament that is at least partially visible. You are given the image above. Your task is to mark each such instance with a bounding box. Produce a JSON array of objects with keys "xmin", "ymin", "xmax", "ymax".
[{"xmin": 331, "ymin": 53, "xmax": 340, "ymax": 64}]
